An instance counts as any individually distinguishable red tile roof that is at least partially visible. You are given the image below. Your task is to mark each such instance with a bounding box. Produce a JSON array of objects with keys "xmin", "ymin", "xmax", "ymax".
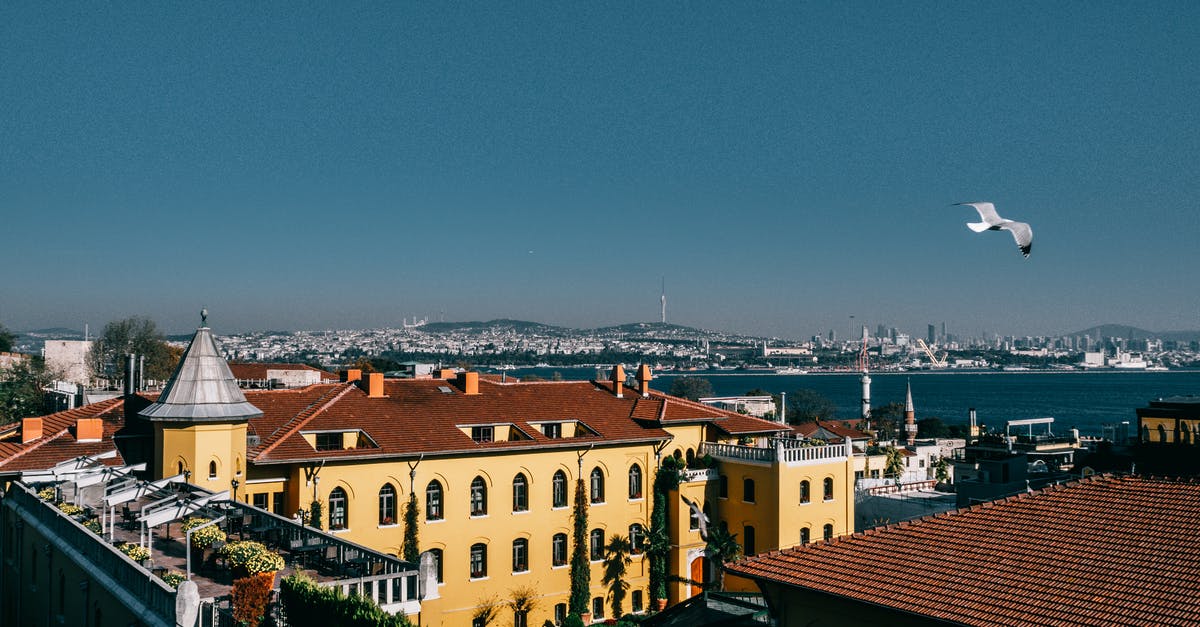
[
  {"xmin": 248, "ymin": 378, "xmax": 785, "ymax": 464},
  {"xmin": 227, "ymin": 362, "xmax": 337, "ymax": 381},
  {"xmin": 0, "ymin": 398, "xmax": 126, "ymax": 473},
  {"xmin": 790, "ymin": 420, "xmax": 873, "ymax": 441},
  {"xmin": 727, "ymin": 475, "xmax": 1200, "ymax": 626}
]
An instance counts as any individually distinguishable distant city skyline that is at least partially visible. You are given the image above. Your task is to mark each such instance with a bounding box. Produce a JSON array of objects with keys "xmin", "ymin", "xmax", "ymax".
[{"xmin": 3, "ymin": 4, "xmax": 1198, "ymax": 339}]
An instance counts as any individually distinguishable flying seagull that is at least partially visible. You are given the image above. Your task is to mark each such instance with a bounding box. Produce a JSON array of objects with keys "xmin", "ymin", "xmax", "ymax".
[{"xmin": 956, "ymin": 201, "xmax": 1033, "ymax": 258}]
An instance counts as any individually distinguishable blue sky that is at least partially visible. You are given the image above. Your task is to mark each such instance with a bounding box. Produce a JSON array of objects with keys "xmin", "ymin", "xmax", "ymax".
[{"xmin": 2, "ymin": 3, "xmax": 1198, "ymax": 338}]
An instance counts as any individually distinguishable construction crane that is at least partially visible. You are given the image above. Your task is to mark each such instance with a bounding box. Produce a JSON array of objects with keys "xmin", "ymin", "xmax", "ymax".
[{"xmin": 916, "ymin": 339, "xmax": 948, "ymax": 368}]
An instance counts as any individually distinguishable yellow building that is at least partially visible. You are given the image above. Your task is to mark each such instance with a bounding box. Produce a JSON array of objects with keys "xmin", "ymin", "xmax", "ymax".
[{"xmin": 2, "ymin": 323, "xmax": 858, "ymax": 627}]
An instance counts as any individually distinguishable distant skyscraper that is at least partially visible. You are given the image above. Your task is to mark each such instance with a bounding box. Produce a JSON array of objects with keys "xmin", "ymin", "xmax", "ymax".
[{"xmin": 927, "ymin": 324, "xmax": 936, "ymax": 345}]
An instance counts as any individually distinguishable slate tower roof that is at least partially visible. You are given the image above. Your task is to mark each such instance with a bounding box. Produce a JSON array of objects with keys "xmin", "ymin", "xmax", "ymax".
[{"xmin": 139, "ymin": 322, "xmax": 262, "ymax": 422}]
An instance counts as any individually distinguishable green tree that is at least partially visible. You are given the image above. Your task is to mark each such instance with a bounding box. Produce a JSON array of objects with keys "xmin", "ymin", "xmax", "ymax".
[
  {"xmin": 0, "ymin": 323, "xmax": 15, "ymax": 352},
  {"xmin": 917, "ymin": 416, "xmax": 949, "ymax": 438},
  {"xmin": 934, "ymin": 457, "xmax": 950, "ymax": 483},
  {"xmin": 649, "ymin": 456, "xmax": 684, "ymax": 606},
  {"xmin": 0, "ymin": 357, "xmax": 55, "ymax": 425},
  {"xmin": 704, "ymin": 526, "xmax": 742, "ymax": 592},
  {"xmin": 668, "ymin": 377, "xmax": 713, "ymax": 401},
  {"xmin": 883, "ymin": 446, "xmax": 905, "ymax": 481},
  {"xmin": 569, "ymin": 476, "xmax": 590, "ymax": 615},
  {"xmin": 602, "ymin": 534, "xmax": 633, "ymax": 618},
  {"xmin": 89, "ymin": 317, "xmax": 176, "ymax": 383},
  {"xmin": 402, "ymin": 492, "xmax": 420, "ymax": 563},
  {"xmin": 871, "ymin": 402, "xmax": 905, "ymax": 439},
  {"xmin": 787, "ymin": 389, "xmax": 836, "ymax": 423}
]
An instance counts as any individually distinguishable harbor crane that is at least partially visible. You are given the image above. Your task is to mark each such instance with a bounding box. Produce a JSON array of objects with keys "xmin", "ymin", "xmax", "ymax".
[{"xmin": 916, "ymin": 339, "xmax": 948, "ymax": 368}]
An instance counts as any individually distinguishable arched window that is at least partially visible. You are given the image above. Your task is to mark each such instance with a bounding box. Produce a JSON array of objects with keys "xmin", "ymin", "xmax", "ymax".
[
  {"xmin": 512, "ymin": 538, "xmax": 529, "ymax": 573},
  {"xmin": 470, "ymin": 543, "xmax": 487, "ymax": 578},
  {"xmin": 428, "ymin": 548, "xmax": 444, "ymax": 583},
  {"xmin": 589, "ymin": 528, "xmax": 605, "ymax": 560},
  {"xmin": 470, "ymin": 476, "xmax": 488, "ymax": 516},
  {"xmin": 328, "ymin": 487, "xmax": 348, "ymax": 530},
  {"xmin": 800, "ymin": 480, "xmax": 811, "ymax": 504},
  {"xmin": 686, "ymin": 448, "xmax": 695, "ymax": 467},
  {"xmin": 208, "ymin": 460, "xmax": 217, "ymax": 480},
  {"xmin": 744, "ymin": 525, "xmax": 756, "ymax": 555},
  {"xmin": 378, "ymin": 484, "xmax": 397, "ymax": 525},
  {"xmin": 552, "ymin": 533, "xmax": 568, "ymax": 566},
  {"xmin": 552, "ymin": 470, "xmax": 568, "ymax": 508},
  {"xmin": 590, "ymin": 467, "xmax": 605, "ymax": 504},
  {"xmin": 823, "ymin": 523, "xmax": 834, "ymax": 540},
  {"xmin": 425, "ymin": 480, "xmax": 443, "ymax": 521},
  {"xmin": 689, "ymin": 503, "xmax": 700, "ymax": 530},
  {"xmin": 177, "ymin": 461, "xmax": 185, "ymax": 476},
  {"xmin": 800, "ymin": 527, "xmax": 810, "ymax": 545},
  {"xmin": 743, "ymin": 478, "xmax": 756, "ymax": 503},
  {"xmin": 628, "ymin": 464, "xmax": 643, "ymax": 499},
  {"xmin": 629, "ymin": 523, "xmax": 645, "ymax": 555},
  {"xmin": 512, "ymin": 474, "xmax": 529, "ymax": 512},
  {"xmin": 1182, "ymin": 423, "xmax": 1191, "ymax": 445},
  {"xmin": 823, "ymin": 477, "xmax": 834, "ymax": 501}
]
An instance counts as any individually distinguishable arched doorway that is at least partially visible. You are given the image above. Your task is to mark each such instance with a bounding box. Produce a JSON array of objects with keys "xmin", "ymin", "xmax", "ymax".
[{"xmin": 689, "ymin": 556, "xmax": 709, "ymax": 597}]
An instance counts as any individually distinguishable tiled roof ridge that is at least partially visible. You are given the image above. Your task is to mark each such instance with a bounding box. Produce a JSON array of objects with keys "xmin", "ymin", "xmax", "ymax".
[
  {"xmin": 0, "ymin": 397, "xmax": 124, "ymax": 469},
  {"xmin": 478, "ymin": 378, "xmax": 590, "ymax": 387},
  {"xmin": 645, "ymin": 388, "xmax": 734, "ymax": 420},
  {"xmin": 252, "ymin": 383, "xmax": 358, "ymax": 459}
]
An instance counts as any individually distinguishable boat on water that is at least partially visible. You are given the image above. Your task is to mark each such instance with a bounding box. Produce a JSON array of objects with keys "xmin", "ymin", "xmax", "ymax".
[{"xmin": 775, "ymin": 367, "xmax": 809, "ymax": 375}]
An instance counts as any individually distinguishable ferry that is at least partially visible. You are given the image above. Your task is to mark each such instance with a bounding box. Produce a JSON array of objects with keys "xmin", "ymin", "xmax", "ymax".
[{"xmin": 775, "ymin": 366, "xmax": 809, "ymax": 375}]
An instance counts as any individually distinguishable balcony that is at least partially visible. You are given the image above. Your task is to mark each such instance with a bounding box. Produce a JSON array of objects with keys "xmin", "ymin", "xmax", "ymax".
[{"xmin": 701, "ymin": 439, "xmax": 850, "ymax": 466}]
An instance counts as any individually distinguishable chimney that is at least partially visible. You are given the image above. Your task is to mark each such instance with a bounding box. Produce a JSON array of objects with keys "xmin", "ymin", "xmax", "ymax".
[
  {"xmin": 75, "ymin": 417, "xmax": 103, "ymax": 442},
  {"xmin": 341, "ymin": 369, "xmax": 363, "ymax": 383},
  {"xmin": 21, "ymin": 417, "xmax": 43, "ymax": 444},
  {"xmin": 438, "ymin": 368, "xmax": 457, "ymax": 380},
  {"xmin": 124, "ymin": 354, "xmax": 136, "ymax": 396},
  {"xmin": 636, "ymin": 364, "xmax": 652, "ymax": 397},
  {"xmin": 457, "ymin": 371, "xmax": 479, "ymax": 395},
  {"xmin": 611, "ymin": 364, "xmax": 625, "ymax": 398},
  {"xmin": 359, "ymin": 372, "xmax": 385, "ymax": 398}
]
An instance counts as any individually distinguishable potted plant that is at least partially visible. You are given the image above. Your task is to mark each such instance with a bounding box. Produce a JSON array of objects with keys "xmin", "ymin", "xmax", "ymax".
[
  {"xmin": 119, "ymin": 543, "xmax": 150, "ymax": 564},
  {"xmin": 182, "ymin": 517, "xmax": 227, "ymax": 550},
  {"xmin": 220, "ymin": 540, "xmax": 285, "ymax": 579}
]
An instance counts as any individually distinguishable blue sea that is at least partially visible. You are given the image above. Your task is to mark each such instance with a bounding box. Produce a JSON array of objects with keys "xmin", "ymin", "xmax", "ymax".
[{"xmin": 496, "ymin": 368, "xmax": 1200, "ymax": 437}]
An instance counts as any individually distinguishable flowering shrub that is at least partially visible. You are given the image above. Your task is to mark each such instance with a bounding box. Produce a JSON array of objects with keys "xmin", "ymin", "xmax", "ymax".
[
  {"xmin": 57, "ymin": 503, "xmax": 84, "ymax": 516},
  {"xmin": 233, "ymin": 571, "xmax": 275, "ymax": 627},
  {"xmin": 160, "ymin": 570, "xmax": 186, "ymax": 589},
  {"xmin": 84, "ymin": 519, "xmax": 102, "ymax": 534},
  {"xmin": 119, "ymin": 543, "xmax": 150, "ymax": 562},
  {"xmin": 220, "ymin": 541, "xmax": 285, "ymax": 576},
  {"xmin": 182, "ymin": 517, "xmax": 226, "ymax": 549},
  {"xmin": 37, "ymin": 487, "xmax": 57, "ymax": 501}
]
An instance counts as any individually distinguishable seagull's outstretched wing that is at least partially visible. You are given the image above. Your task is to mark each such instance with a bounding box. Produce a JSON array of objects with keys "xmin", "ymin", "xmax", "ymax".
[
  {"xmin": 956, "ymin": 202, "xmax": 1002, "ymax": 232},
  {"xmin": 999, "ymin": 221, "xmax": 1033, "ymax": 258}
]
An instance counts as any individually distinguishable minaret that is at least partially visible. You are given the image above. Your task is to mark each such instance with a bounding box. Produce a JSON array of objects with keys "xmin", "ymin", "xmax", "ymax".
[
  {"xmin": 904, "ymin": 379, "xmax": 918, "ymax": 446},
  {"xmin": 859, "ymin": 327, "xmax": 871, "ymax": 425}
]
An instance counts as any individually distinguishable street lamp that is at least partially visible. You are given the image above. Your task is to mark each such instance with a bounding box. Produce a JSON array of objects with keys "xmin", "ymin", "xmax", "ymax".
[
  {"xmin": 230, "ymin": 478, "xmax": 240, "ymax": 502},
  {"xmin": 296, "ymin": 508, "xmax": 309, "ymax": 527}
]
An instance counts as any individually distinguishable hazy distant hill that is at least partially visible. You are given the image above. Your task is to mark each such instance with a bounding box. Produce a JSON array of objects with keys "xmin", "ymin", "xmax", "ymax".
[
  {"xmin": 418, "ymin": 319, "xmax": 574, "ymax": 335},
  {"xmin": 1069, "ymin": 324, "xmax": 1200, "ymax": 343},
  {"xmin": 591, "ymin": 322, "xmax": 709, "ymax": 335}
]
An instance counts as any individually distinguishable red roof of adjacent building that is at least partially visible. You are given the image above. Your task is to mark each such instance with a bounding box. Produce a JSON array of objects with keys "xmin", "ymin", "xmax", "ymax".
[
  {"xmin": 227, "ymin": 362, "xmax": 338, "ymax": 381},
  {"xmin": 789, "ymin": 420, "xmax": 874, "ymax": 441},
  {"xmin": 727, "ymin": 475, "xmax": 1200, "ymax": 626},
  {"xmin": 0, "ymin": 398, "xmax": 127, "ymax": 473}
]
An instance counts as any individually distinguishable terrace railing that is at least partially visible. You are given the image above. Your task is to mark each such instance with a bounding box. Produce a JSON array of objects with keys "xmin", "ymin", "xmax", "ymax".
[{"xmin": 701, "ymin": 439, "xmax": 850, "ymax": 466}]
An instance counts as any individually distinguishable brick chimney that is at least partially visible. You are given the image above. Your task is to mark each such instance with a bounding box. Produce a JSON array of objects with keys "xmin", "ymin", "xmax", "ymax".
[
  {"xmin": 341, "ymin": 369, "xmax": 363, "ymax": 383},
  {"xmin": 611, "ymin": 364, "xmax": 625, "ymax": 398},
  {"xmin": 457, "ymin": 371, "xmax": 480, "ymax": 395},
  {"xmin": 636, "ymin": 364, "xmax": 652, "ymax": 397},
  {"xmin": 358, "ymin": 372, "xmax": 385, "ymax": 398},
  {"xmin": 75, "ymin": 417, "xmax": 103, "ymax": 442},
  {"xmin": 21, "ymin": 417, "xmax": 43, "ymax": 444}
]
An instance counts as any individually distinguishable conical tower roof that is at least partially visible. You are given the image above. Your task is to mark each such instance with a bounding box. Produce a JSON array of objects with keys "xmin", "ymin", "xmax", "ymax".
[{"xmin": 139, "ymin": 323, "xmax": 262, "ymax": 422}]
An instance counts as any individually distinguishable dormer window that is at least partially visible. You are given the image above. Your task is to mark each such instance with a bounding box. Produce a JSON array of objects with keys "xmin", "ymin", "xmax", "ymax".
[
  {"xmin": 542, "ymin": 423, "xmax": 562, "ymax": 439},
  {"xmin": 315, "ymin": 432, "xmax": 342, "ymax": 451},
  {"xmin": 472, "ymin": 426, "xmax": 494, "ymax": 443}
]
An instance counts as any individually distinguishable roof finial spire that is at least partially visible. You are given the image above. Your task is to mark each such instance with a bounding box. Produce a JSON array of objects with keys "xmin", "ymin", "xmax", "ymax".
[{"xmin": 201, "ymin": 308, "xmax": 208, "ymax": 327}]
